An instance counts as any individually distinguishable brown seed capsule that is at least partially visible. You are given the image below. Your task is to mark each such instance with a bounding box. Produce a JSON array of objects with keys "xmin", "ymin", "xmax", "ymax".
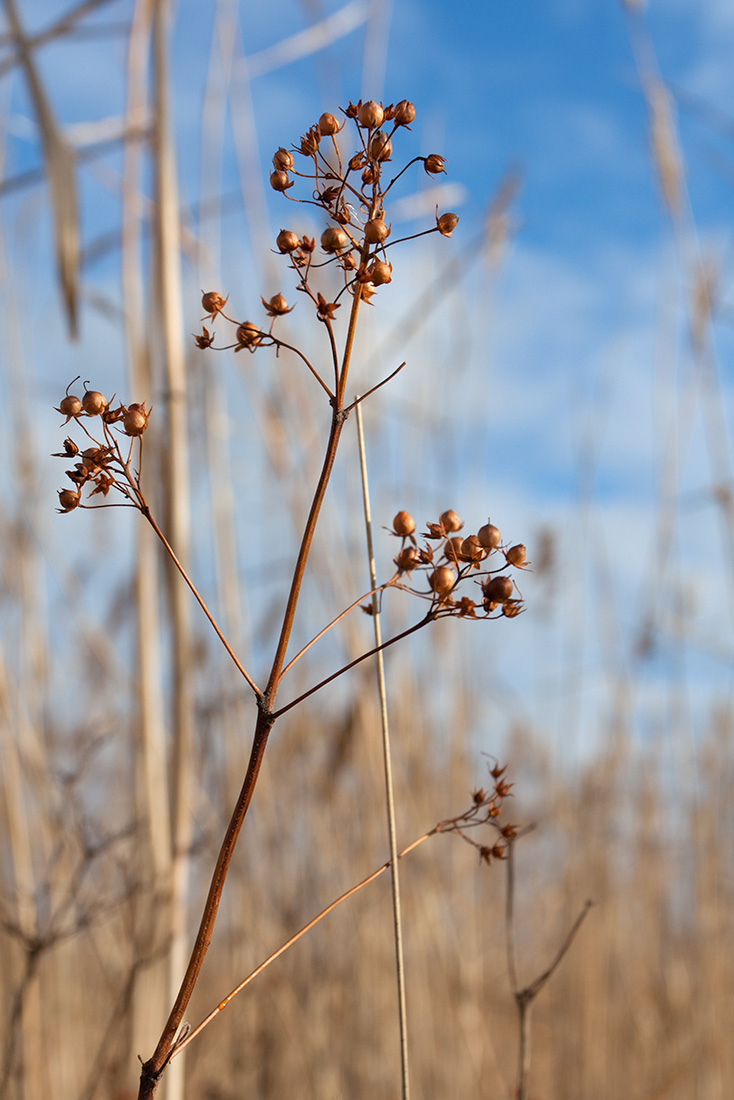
[
  {"xmin": 394, "ymin": 100, "xmax": 416, "ymax": 126},
  {"xmin": 429, "ymin": 565, "xmax": 456, "ymax": 596},
  {"xmin": 321, "ymin": 226, "xmax": 348, "ymax": 253},
  {"xmin": 272, "ymin": 147, "xmax": 294, "ymax": 171},
  {"xmin": 58, "ymin": 487, "xmax": 81, "ymax": 512},
  {"xmin": 395, "ymin": 545, "xmax": 420, "ymax": 573},
  {"xmin": 262, "ymin": 293, "xmax": 293, "ymax": 316},
  {"xmin": 424, "ymin": 153, "xmax": 447, "ymax": 175},
  {"xmin": 461, "ymin": 535, "xmax": 484, "ymax": 561},
  {"xmin": 270, "ymin": 170, "xmax": 291, "ymax": 192},
  {"xmin": 393, "ymin": 510, "xmax": 415, "ymax": 537},
  {"xmin": 364, "ymin": 218, "xmax": 389, "ymax": 244},
  {"xmin": 502, "ymin": 599, "xmax": 523, "ymax": 618},
  {"xmin": 123, "ymin": 403, "xmax": 150, "ymax": 437},
  {"xmin": 318, "ymin": 112, "xmax": 340, "ymax": 135},
  {"xmin": 445, "ymin": 536, "xmax": 465, "ymax": 564},
  {"xmin": 202, "ymin": 290, "xmax": 227, "ymax": 316},
  {"xmin": 82, "ymin": 387, "xmax": 107, "ymax": 416},
  {"xmin": 436, "ymin": 211, "xmax": 459, "ymax": 237},
  {"xmin": 370, "ymin": 132, "xmax": 392, "ymax": 160},
  {"xmin": 477, "ymin": 522, "xmax": 502, "ymax": 550},
  {"xmin": 276, "ymin": 229, "xmax": 299, "ymax": 253},
  {"xmin": 440, "ymin": 509, "xmax": 462, "ymax": 532},
  {"xmin": 236, "ymin": 322, "xmax": 261, "ymax": 348},
  {"xmin": 369, "ymin": 260, "xmax": 392, "ymax": 285},
  {"xmin": 482, "ymin": 575, "xmax": 514, "ymax": 603},
  {"xmin": 505, "ymin": 544, "xmax": 527, "ymax": 567},
  {"xmin": 58, "ymin": 394, "xmax": 82, "ymax": 420},
  {"xmin": 358, "ymin": 100, "xmax": 384, "ymax": 129}
]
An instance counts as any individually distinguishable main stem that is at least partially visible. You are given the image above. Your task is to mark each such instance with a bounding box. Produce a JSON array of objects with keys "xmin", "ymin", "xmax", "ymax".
[{"xmin": 138, "ymin": 288, "xmax": 363, "ymax": 1098}]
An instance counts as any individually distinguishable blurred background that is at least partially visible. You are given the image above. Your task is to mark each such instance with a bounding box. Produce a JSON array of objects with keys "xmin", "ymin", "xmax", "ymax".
[{"xmin": 1, "ymin": 1, "xmax": 733, "ymax": 1098}]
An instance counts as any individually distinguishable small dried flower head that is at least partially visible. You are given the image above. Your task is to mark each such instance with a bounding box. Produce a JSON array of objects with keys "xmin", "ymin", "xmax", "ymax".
[
  {"xmin": 318, "ymin": 112, "xmax": 341, "ymax": 136},
  {"xmin": 395, "ymin": 545, "xmax": 420, "ymax": 574},
  {"xmin": 370, "ymin": 132, "xmax": 392, "ymax": 161},
  {"xmin": 272, "ymin": 147, "xmax": 294, "ymax": 171},
  {"xmin": 368, "ymin": 260, "xmax": 392, "ymax": 286},
  {"xmin": 57, "ymin": 487, "xmax": 81, "ymax": 513},
  {"xmin": 298, "ymin": 127, "xmax": 321, "ymax": 156},
  {"xmin": 394, "ymin": 99, "xmax": 416, "ymax": 126},
  {"xmin": 57, "ymin": 392, "xmax": 82, "ymax": 422},
  {"xmin": 236, "ymin": 321, "xmax": 261, "ymax": 350},
  {"xmin": 358, "ymin": 100, "xmax": 384, "ymax": 129},
  {"xmin": 392, "ymin": 510, "xmax": 415, "ymax": 537},
  {"xmin": 444, "ymin": 536, "xmax": 465, "ymax": 564},
  {"xmin": 429, "ymin": 565, "xmax": 456, "ymax": 596},
  {"xmin": 201, "ymin": 290, "xmax": 228, "ymax": 320},
  {"xmin": 261, "ymin": 293, "xmax": 294, "ymax": 317},
  {"xmin": 477, "ymin": 522, "xmax": 502, "ymax": 550},
  {"xmin": 460, "ymin": 535, "xmax": 484, "ymax": 561},
  {"xmin": 361, "ymin": 164, "xmax": 378, "ymax": 186},
  {"xmin": 424, "ymin": 153, "xmax": 447, "ymax": 175},
  {"xmin": 501, "ymin": 599, "xmax": 523, "ymax": 618},
  {"xmin": 364, "ymin": 218, "xmax": 390, "ymax": 244},
  {"xmin": 123, "ymin": 402, "xmax": 150, "ymax": 437},
  {"xmin": 270, "ymin": 170, "xmax": 293, "ymax": 192},
  {"xmin": 321, "ymin": 226, "xmax": 348, "ymax": 253},
  {"xmin": 436, "ymin": 210, "xmax": 459, "ymax": 237},
  {"xmin": 505, "ymin": 544, "xmax": 529, "ymax": 568},
  {"xmin": 482, "ymin": 575, "xmax": 514, "ymax": 603},
  {"xmin": 82, "ymin": 384, "xmax": 107, "ymax": 416},
  {"xmin": 343, "ymin": 252, "xmax": 358, "ymax": 271},
  {"xmin": 52, "ymin": 437, "xmax": 79, "ymax": 458},
  {"xmin": 440, "ymin": 509, "xmax": 462, "ymax": 532},
  {"xmin": 193, "ymin": 326, "xmax": 216, "ymax": 349},
  {"xmin": 276, "ymin": 229, "xmax": 299, "ymax": 253}
]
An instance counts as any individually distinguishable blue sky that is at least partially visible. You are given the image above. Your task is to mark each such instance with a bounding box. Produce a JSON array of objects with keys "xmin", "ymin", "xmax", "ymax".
[{"xmin": 3, "ymin": 0, "xmax": 734, "ymax": 761}]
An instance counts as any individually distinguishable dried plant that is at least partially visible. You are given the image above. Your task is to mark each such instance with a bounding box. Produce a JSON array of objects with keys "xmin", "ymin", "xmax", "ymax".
[{"xmin": 51, "ymin": 100, "xmax": 527, "ymax": 1099}]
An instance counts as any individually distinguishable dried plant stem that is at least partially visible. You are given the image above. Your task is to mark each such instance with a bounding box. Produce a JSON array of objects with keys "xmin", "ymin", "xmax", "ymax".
[
  {"xmin": 356, "ymin": 399, "xmax": 411, "ymax": 1100},
  {"xmin": 505, "ymin": 834, "xmax": 592, "ymax": 1100}
]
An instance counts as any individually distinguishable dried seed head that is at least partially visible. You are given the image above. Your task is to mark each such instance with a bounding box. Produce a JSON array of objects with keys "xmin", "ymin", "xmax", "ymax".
[
  {"xmin": 261, "ymin": 293, "xmax": 293, "ymax": 316},
  {"xmin": 424, "ymin": 153, "xmax": 447, "ymax": 175},
  {"xmin": 276, "ymin": 229, "xmax": 299, "ymax": 253},
  {"xmin": 395, "ymin": 545, "xmax": 420, "ymax": 573},
  {"xmin": 58, "ymin": 487, "xmax": 81, "ymax": 512},
  {"xmin": 505, "ymin": 544, "xmax": 528, "ymax": 567},
  {"xmin": 502, "ymin": 599, "xmax": 523, "ymax": 618},
  {"xmin": 318, "ymin": 112, "xmax": 341, "ymax": 135},
  {"xmin": 58, "ymin": 393, "xmax": 82, "ymax": 421},
  {"xmin": 364, "ymin": 218, "xmax": 389, "ymax": 244},
  {"xmin": 270, "ymin": 170, "xmax": 292, "ymax": 192},
  {"xmin": 394, "ymin": 100, "xmax": 416, "ymax": 126},
  {"xmin": 436, "ymin": 211, "xmax": 459, "ymax": 237},
  {"xmin": 361, "ymin": 164, "xmax": 378, "ymax": 186},
  {"xmin": 440, "ymin": 509, "xmax": 462, "ymax": 532},
  {"xmin": 477, "ymin": 522, "xmax": 502, "ymax": 550},
  {"xmin": 202, "ymin": 290, "xmax": 227, "ymax": 317},
  {"xmin": 236, "ymin": 321, "xmax": 261, "ymax": 348},
  {"xmin": 273, "ymin": 147, "xmax": 294, "ymax": 171},
  {"xmin": 123, "ymin": 403, "xmax": 150, "ymax": 437},
  {"xmin": 358, "ymin": 100, "xmax": 384, "ymax": 129},
  {"xmin": 445, "ymin": 536, "xmax": 465, "ymax": 564},
  {"xmin": 82, "ymin": 386, "xmax": 107, "ymax": 416},
  {"xmin": 461, "ymin": 534, "xmax": 484, "ymax": 561},
  {"xmin": 368, "ymin": 260, "xmax": 392, "ymax": 285},
  {"xmin": 321, "ymin": 226, "xmax": 348, "ymax": 253},
  {"xmin": 482, "ymin": 575, "xmax": 514, "ymax": 603},
  {"xmin": 370, "ymin": 132, "xmax": 392, "ymax": 161},
  {"xmin": 429, "ymin": 565, "xmax": 456, "ymax": 596},
  {"xmin": 393, "ymin": 510, "xmax": 415, "ymax": 537}
]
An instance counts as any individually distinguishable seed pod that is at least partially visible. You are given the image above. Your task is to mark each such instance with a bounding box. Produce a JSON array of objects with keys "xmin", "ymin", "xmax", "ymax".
[
  {"xmin": 270, "ymin": 170, "xmax": 291, "ymax": 192},
  {"xmin": 58, "ymin": 487, "xmax": 81, "ymax": 512},
  {"xmin": 369, "ymin": 260, "xmax": 392, "ymax": 285},
  {"xmin": 272, "ymin": 147, "xmax": 294, "ymax": 171},
  {"xmin": 440, "ymin": 509, "xmax": 462, "ymax": 532},
  {"xmin": 461, "ymin": 534, "xmax": 484, "ymax": 561},
  {"xmin": 202, "ymin": 290, "xmax": 226, "ymax": 315},
  {"xmin": 394, "ymin": 100, "xmax": 416, "ymax": 126},
  {"xmin": 482, "ymin": 575, "xmax": 513, "ymax": 603},
  {"xmin": 262, "ymin": 293, "xmax": 292, "ymax": 316},
  {"xmin": 123, "ymin": 403, "xmax": 149, "ymax": 437},
  {"xmin": 395, "ymin": 546, "xmax": 420, "ymax": 573},
  {"xmin": 58, "ymin": 394, "xmax": 82, "ymax": 420},
  {"xmin": 370, "ymin": 132, "xmax": 392, "ymax": 160},
  {"xmin": 358, "ymin": 100, "xmax": 384, "ymax": 129},
  {"xmin": 436, "ymin": 211, "xmax": 459, "ymax": 237},
  {"xmin": 502, "ymin": 600, "xmax": 523, "ymax": 618},
  {"xmin": 365, "ymin": 218, "xmax": 389, "ymax": 244},
  {"xmin": 477, "ymin": 522, "xmax": 502, "ymax": 550},
  {"xmin": 236, "ymin": 322, "xmax": 261, "ymax": 348},
  {"xmin": 393, "ymin": 510, "xmax": 415, "ymax": 537},
  {"xmin": 276, "ymin": 229, "xmax": 299, "ymax": 253},
  {"xmin": 424, "ymin": 153, "xmax": 447, "ymax": 175},
  {"xmin": 318, "ymin": 112, "xmax": 340, "ymax": 135},
  {"xmin": 429, "ymin": 566, "xmax": 456, "ymax": 596},
  {"xmin": 82, "ymin": 387, "xmax": 107, "ymax": 416},
  {"xmin": 321, "ymin": 226, "xmax": 348, "ymax": 253},
  {"xmin": 445, "ymin": 536, "xmax": 465, "ymax": 564},
  {"xmin": 505, "ymin": 544, "xmax": 527, "ymax": 567}
]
